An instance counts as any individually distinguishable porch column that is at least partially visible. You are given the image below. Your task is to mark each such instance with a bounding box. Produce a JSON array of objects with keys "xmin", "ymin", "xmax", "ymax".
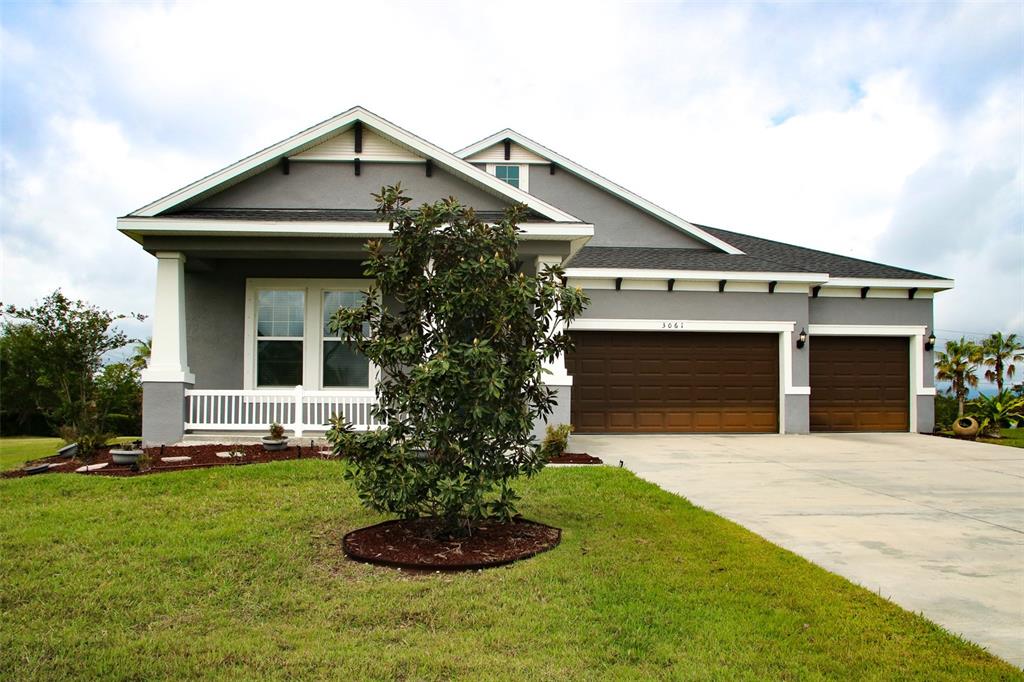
[
  {"xmin": 141, "ymin": 252, "xmax": 194, "ymax": 445},
  {"xmin": 534, "ymin": 255, "xmax": 572, "ymax": 439}
]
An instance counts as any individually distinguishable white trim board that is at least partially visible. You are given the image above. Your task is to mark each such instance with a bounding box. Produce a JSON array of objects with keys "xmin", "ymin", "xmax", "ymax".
[
  {"xmin": 117, "ymin": 217, "xmax": 594, "ymax": 243},
  {"xmin": 824, "ymin": 277, "xmax": 954, "ymax": 291},
  {"xmin": 570, "ymin": 318, "xmax": 796, "ymax": 333},
  {"xmin": 130, "ymin": 107, "xmax": 580, "ymax": 223},
  {"xmin": 456, "ymin": 129, "xmax": 744, "ymax": 255},
  {"xmin": 566, "ymin": 267, "xmax": 828, "ymax": 283}
]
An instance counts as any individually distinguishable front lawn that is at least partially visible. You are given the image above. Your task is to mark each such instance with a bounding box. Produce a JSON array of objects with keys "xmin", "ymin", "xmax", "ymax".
[
  {"xmin": 1, "ymin": 462, "xmax": 1017, "ymax": 680},
  {"xmin": 0, "ymin": 436, "xmax": 63, "ymax": 471},
  {"xmin": 981, "ymin": 428, "xmax": 1024, "ymax": 449}
]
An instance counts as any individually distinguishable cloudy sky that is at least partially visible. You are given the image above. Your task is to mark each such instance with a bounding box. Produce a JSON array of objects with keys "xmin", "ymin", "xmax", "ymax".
[{"xmin": 1, "ymin": 1, "xmax": 1021, "ymax": 357}]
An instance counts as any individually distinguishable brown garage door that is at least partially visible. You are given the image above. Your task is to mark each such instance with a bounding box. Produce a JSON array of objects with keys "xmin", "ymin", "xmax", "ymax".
[
  {"xmin": 810, "ymin": 336, "xmax": 909, "ymax": 432},
  {"xmin": 566, "ymin": 331, "xmax": 779, "ymax": 433}
]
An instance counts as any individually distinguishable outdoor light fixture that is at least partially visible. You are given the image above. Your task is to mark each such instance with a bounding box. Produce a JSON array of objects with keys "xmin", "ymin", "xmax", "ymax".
[
  {"xmin": 925, "ymin": 332, "xmax": 936, "ymax": 351},
  {"xmin": 796, "ymin": 329, "xmax": 807, "ymax": 349}
]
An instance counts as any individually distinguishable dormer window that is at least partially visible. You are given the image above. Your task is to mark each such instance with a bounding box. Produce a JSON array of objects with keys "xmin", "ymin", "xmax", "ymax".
[
  {"xmin": 494, "ymin": 164, "xmax": 520, "ymax": 188},
  {"xmin": 488, "ymin": 163, "xmax": 529, "ymax": 191}
]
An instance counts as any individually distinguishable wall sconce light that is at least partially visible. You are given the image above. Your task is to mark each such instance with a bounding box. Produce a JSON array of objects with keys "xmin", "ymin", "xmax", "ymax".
[
  {"xmin": 925, "ymin": 332, "xmax": 936, "ymax": 351},
  {"xmin": 796, "ymin": 329, "xmax": 807, "ymax": 349}
]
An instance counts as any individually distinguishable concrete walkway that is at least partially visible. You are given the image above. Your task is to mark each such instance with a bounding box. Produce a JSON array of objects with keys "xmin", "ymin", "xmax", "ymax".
[{"xmin": 570, "ymin": 432, "xmax": 1024, "ymax": 667}]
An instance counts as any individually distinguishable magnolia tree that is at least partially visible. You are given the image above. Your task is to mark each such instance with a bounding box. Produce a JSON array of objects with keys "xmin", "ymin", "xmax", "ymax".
[{"xmin": 326, "ymin": 185, "xmax": 588, "ymax": 535}]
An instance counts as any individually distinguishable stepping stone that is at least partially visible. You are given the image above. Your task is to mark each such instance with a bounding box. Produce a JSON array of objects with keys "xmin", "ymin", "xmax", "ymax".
[
  {"xmin": 215, "ymin": 452, "xmax": 233, "ymax": 459},
  {"xmin": 75, "ymin": 463, "xmax": 108, "ymax": 473},
  {"xmin": 161, "ymin": 456, "xmax": 192, "ymax": 463}
]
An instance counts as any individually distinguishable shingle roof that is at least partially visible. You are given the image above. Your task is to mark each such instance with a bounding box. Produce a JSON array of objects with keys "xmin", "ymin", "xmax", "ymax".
[
  {"xmin": 698, "ymin": 225, "xmax": 947, "ymax": 280},
  {"xmin": 567, "ymin": 226, "xmax": 947, "ymax": 280},
  {"xmin": 165, "ymin": 207, "xmax": 556, "ymax": 223}
]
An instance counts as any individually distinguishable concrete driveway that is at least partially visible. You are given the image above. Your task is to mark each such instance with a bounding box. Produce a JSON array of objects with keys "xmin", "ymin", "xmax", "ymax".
[{"xmin": 570, "ymin": 432, "xmax": 1024, "ymax": 667}]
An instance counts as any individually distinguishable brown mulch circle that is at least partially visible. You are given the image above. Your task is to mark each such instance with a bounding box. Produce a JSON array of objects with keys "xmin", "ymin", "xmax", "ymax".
[
  {"xmin": 2, "ymin": 443, "xmax": 336, "ymax": 479},
  {"xmin": 547, "ymin": 451, "xmax": 602, "ymax": 465},
  {"xmin": 343, "ymin": 517, "xmax": 561, "ymax": 571}
]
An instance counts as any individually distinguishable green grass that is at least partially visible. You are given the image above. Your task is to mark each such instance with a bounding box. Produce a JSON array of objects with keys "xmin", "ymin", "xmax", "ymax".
[
  {"xmin": 980, "ymin": 428, "xmax": 1024, "ymax": 449},
  {"xmin": 1, "ymin": 463, "xmax": 1018, "ymax": 680},
  {"xmin": 0, "ymin": 437, "xmax": 63, "ymax": 471},
  {"xmin": 0, "ymin": 436, "xmax": 141, "ymax": 471}
]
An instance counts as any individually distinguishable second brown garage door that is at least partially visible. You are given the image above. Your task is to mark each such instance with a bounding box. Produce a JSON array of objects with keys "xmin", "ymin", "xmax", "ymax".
[
  {"xmin": 810, "ymin": 336, "xmax": 909, "ymax": 432},
  {"xmin": 566, "ymin": 331, "xmax": 779, "ymax": 433}
]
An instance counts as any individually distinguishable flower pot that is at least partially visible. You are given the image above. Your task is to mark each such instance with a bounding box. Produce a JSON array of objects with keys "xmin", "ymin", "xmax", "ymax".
[
  {"xmin": 110, "ymin": 449, "xmax": 143, "ymax": 465},
  {"xmin": 952, "ymin": 417, "xmax": 979, "ymax": 439},
  {"xmin": 262, "ymin": 437, "xmax": 289, "ymax": 451}
]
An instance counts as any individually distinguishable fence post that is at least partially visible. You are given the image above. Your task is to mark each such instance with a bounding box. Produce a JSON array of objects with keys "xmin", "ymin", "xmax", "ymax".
[{"xmin": 293, "ymin": 385, "xmax": 304, "ymax": 438}]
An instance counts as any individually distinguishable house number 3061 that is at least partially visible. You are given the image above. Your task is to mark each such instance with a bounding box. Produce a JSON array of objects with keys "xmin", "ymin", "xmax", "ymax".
[{"xmin": 661, "ymin": 321, "xmax": 685, "ymax": 329}]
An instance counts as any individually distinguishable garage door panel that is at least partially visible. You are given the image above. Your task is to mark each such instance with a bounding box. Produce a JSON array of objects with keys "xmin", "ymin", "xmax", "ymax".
[
  {"xmin": 810, "ymin": 336, "xmax": 908, "ymax": 432},
  {"xmin": 568, "ymin": 331, "xmax": 778, "ymax": 433}
]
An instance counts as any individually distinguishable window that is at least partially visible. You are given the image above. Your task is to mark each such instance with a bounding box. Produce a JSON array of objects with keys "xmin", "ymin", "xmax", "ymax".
[
  {"xmin": 322, "ymin": 290, "xmax": 370, "ymax": 388},
  {"xmin": 494, "ymin": 164, "xmax": 520, "ymax": 188},
  {"xmin": 256, "ymin": 289, "xmax": 305, "ymax": 387},
  {"xmin": 245, "ymin": 279, "xmax": 375, "ymax": 391}
]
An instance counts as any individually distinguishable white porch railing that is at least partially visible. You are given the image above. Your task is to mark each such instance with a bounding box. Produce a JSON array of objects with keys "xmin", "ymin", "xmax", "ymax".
[{"xmin": 183, "ymin": 387, "xmax": 382, "ymax": 437}]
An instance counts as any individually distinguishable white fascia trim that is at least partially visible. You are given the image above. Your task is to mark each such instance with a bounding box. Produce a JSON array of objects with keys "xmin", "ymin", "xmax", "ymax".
[
  {"xmin": 565, "ymin": 267, "xmax": 828, "ymax": 284},
  {"xmin": 457, "ymin": 129, "xmax": 744, "ymax": 255},
  {"xmin": 570, "ymin": 318, "xmax": 796, "ymax": 333},
  {"xmin": 131, "ymin": 107, "xmax": 581, "ymax": 223},
  {"xmin": 117, "ymin": 218, "xmax": 594, "ymax": 242},
  {"xmin": 808, "ymin": 324, "xmax": 927, "ymax": 337},
  {"xmin": 824, "ymin": 277, "xmax": 955, "ymax": 291}
]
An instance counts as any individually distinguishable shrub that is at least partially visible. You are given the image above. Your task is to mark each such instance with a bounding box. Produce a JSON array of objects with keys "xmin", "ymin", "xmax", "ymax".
[
  {"xmin": 934, "ymin": 395, "xmax": 958, "ymax": 431},
  {"xmin": 327, "ymin": 184, "xmax": 588, "ymax": 535},
  {"xmin": 969, "ymin": 391, "xmax": 1024, "ymax": 437},
  {"xmin": 268, "ymin": 422, "xmax": 286, "ymax": 440},
  {"xmin": 541, "ymin": 424, "xmax": 573, "ymax": 459}
]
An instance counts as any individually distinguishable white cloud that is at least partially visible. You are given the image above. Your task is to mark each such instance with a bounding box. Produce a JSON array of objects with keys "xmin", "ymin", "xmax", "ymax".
[{"xmin": 0, "ymin": 0, "xmax": 1021, "ymax": 343}]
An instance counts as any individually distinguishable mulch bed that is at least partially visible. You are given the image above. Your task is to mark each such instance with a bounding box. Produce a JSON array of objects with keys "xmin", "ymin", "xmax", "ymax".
[
  {"xmin": 547, "ymin": 451, "xmax": 602, "ymax": 465},
  {"xmin": 2, "ymin": 443, "xmax": 333, "ymax": 479},
  {"xmin": 343, "ymin": 517, "xmax": 561, "ymax": 571}
]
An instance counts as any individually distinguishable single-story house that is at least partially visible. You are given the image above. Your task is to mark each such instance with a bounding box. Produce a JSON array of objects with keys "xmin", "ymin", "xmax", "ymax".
[{"xmin": 119, "ymin": 107, "xmax": 953, "ymax": 445}]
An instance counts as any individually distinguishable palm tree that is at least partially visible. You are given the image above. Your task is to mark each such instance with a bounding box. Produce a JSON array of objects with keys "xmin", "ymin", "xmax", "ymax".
[
  {"xmin": 935, "ymin": 338, "xmax": 981, "ymax": 417},
  {"xmin": 981, "ymin": 332, "xmax": 1024, "ymax": 394},
  {"xmin": 131, "ymin": 338, "xmax": 152, "ymax": 371}
]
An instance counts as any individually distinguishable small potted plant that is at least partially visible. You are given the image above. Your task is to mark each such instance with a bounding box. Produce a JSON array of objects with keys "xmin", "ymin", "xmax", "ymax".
[
  {"xmin": 110, "ymin": 439, "xmax": 144, "ymax": 465},
  {"xmin": 262, "ymin": 422, "xmax": 288, "ymax": 451}
]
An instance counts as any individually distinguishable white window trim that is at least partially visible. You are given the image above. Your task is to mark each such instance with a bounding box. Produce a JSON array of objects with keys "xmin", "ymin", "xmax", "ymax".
[
  {"xmin": 486, "ymin": 163, "xmax": 529, "ymax": 192},
  {"xmin": 567, "ymin": 318, "xmax": 809, "ymax": 434},
  {"xmin": 807, "ymin": 323, "xmax": 935, "ymax": 434},
  {"xmin": 244, "ymin": 278, "xmax": 378, "ymax": 392}
]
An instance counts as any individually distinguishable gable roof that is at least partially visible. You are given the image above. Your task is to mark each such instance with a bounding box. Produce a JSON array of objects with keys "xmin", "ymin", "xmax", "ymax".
[
  {"xmin": 455, "ymin": 129, "xmax": 743, "ymax": 255},
  {"xmin": 129, "ymin": 107, "xmax": 581, "ymax": 223}
]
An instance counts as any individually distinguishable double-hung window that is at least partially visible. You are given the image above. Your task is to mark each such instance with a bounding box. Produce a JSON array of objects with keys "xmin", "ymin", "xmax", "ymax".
[
  {"xmin": 256, "ymin": 289, "xmax": 305, "ymax": 387},
  {"xmin": 245, "ymin": 279, "xmax": 374, "ymax": 391}
]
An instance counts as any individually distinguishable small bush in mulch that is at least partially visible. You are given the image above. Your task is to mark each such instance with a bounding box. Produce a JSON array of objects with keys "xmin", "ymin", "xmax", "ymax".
[
  {"xmin": 547, "ymin": 451, "xmax": 602, "ymax": 465},
  {"xmin": 343, "ymin": 517, "xmax": 560, "ymax": 571},
  {"xmin": 2, "ymin": 443, "xmax": 333, "ymax": 479}
]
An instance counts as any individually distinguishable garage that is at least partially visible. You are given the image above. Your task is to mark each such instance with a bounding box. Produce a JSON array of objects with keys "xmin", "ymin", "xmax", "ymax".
[
  {"xmin": 809, "ymin": 336, "xmax": 909, "ymax": 432},
  {"xmin": 565, "ymin": 331, "xmax": 779, "ymax": 433}
]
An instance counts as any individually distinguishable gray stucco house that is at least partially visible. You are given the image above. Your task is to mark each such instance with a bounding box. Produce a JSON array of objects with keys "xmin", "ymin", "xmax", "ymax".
[{"xmin": 120, "ymin": 107, "xmax": 953, "ymax": 445}]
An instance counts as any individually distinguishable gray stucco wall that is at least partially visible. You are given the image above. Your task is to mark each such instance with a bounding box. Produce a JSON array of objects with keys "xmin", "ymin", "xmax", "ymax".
[
  {"xmin": 527, "ymin": 166, "xmax": 708, "ymax": 249},
  {"xmin": 198, "ymin": 161, "xmax": 511, "ymax": 211},
  {"xmin": 142, "ymin": 381, "xmax": 189, "ymax": 445}
]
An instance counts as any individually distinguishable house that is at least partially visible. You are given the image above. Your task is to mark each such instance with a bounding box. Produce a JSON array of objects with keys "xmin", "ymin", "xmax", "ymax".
[{"xmin": 118, "ymin": 107, "xmax": 953, "ymax": 445}]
